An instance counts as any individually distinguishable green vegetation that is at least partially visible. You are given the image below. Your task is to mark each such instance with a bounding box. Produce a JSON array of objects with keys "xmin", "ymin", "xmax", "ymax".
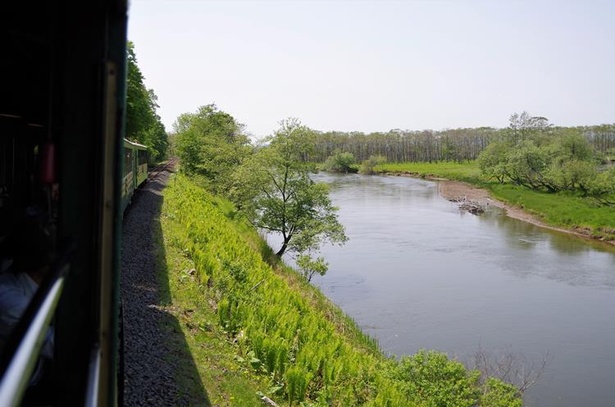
[
  {"xmin": 477, "ymin": 113, "xmax": 615, "ymax": 200},
  {"xmin": 309, "ymin": 123, "xmax": 615, "ymax": 164},
  {"xmin": 359, "ymin": 155, "xmax": 387, "ymax": 175},
  {"xmin": 379, "ymin": 161, "xmax": 481, "ymax": 183},
  {"xmin": 346, "ymin": 113, "xmax": 615, "ymax": 242},
  {"xmin": 173, "ymin": 113, "xmax": 347, "ymax": 282},
  {"xmin": 322, "ymin": 150, "xmax": 357, "ymax": 173},
  {"xmin": 174, "ymin": 104, "xmax": 251, "ymax": 195},
  {"xmin": 229, "ymin": 118, "xmax": 347, "ymax": 259},
  {"xmin": 125, "ymin": 42, "xmax": 168, "ymax": 163},
  {"xmin": 158, "ymin": 172, "xmax": 522, "ymax": 406},
  {"xmin": 162, "ymin": 104, "xmax": 613, "ymax": 404},
  {"xmin": 488, "ymin": 184, "xmax": 615, "ymax": 239}
]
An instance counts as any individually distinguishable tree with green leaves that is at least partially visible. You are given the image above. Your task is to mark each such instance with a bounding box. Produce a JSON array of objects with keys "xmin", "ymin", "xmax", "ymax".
[
  {"xmin": 359, "ymin": 154, "xmax": 387, "ymax": 175},
  {"xmin": 125, "ymin": 41, "xmax": 168, "ymax": 162},
  {"xmin": 478, "ymin": 113, "xmax": 608, "ymax": 196},
  {"xmin": 295, "ymin": 253, "xmax": 329, "ymax": 282},
  {"xmin": 323, "ymin": 149, "xmax": 356, "ymax": 173},
  {"xmin": 174, "ymin": 104, "xmax": 251, "ymax": 194},
  {"xmin": 506, "ymin": 111, "xmax": 552, "ymax": 145},
  {"xmin": 232, "ymin": 118, "xmax": 347, "ymax": 258}
]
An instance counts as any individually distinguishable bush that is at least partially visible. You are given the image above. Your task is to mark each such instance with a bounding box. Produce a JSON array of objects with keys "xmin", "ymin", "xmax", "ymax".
[
  {"xmin": 323, "ymin": 150, "xmax": 357, "ymax": 173},
  {"xmin": 359, "ymin": 155, "xmax": 387, "ymax": 175},
  {"xmin": 393, "ymin": 350, "xmax": 480, "ymax": 407}
]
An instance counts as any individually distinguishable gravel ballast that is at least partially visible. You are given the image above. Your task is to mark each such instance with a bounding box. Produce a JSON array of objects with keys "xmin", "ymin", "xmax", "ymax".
[{"xmin": 120, "ymin": 168, "xmax": 193, "ymax": 406}]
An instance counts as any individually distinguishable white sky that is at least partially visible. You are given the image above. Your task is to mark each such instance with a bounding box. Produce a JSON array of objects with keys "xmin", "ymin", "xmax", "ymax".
[{"xmin": 127, "ymin": 0, "xmax": 614, "ymax": 139}]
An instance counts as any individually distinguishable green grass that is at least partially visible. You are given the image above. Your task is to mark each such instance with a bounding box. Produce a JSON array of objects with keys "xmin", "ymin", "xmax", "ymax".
[
  {"xmin": 153, "ymin": 172, "xmax": 522, "ymax": 406},
  {"xmin": 487, "ymin": 184, "xmax": 615, "ymax": 238},
  {"xmin": 379, "ymin": 161, "xmax": 482, "ymax": 183},
  {"xmin": 156, "ymin": 192, "xmax": 269, "ymax": 406}
]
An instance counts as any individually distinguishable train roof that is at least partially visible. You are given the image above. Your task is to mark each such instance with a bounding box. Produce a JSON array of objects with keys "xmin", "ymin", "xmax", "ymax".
[{"xmin": 124, "ymin": 138, "xmax": 148, "ymax": 150}]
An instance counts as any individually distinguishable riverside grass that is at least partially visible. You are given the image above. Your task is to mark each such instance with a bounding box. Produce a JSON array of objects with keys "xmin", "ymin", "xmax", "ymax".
[
  {"xmin": 157, "ymin": 172, "xmax": 521, "ymax": 406},
  {"xmin": 379, "ymin": 161, "xmax": 615, "ymax": 242}
]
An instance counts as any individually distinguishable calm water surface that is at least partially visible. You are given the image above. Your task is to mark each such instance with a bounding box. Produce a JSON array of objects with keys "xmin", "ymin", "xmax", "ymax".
[{"xmin": 277, "ymin": 172, "xmax": 615, "ymax": 407}]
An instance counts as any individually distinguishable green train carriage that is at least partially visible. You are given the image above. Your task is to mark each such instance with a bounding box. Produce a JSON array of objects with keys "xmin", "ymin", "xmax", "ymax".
[{"xmin": 122, "ymin": 139, "xmax": 148, "ymax": 212}]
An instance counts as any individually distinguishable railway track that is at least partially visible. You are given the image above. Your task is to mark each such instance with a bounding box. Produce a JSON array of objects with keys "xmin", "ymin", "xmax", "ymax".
[{"xmin": 148, "ymin": 157, "xmax": 178, "ymax": 182}]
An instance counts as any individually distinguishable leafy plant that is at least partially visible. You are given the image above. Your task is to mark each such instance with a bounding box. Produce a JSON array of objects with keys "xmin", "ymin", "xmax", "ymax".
[
  {"xmin": 295, "ymin": 253, "xmax": 328, "ymax": 282},
  {"xmin": 323, "ymin": 150, "xmax": 357, "ymax": 173}
]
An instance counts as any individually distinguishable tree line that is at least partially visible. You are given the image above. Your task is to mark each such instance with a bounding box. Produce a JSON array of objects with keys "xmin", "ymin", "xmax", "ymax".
[
  {"xmin": 309, "ymin": 122, "xmax": 615, "ymax": 165},
  {"xmin": 315, "ymin": 113, "xmax": 615, "ymax": 206},
  {"xmin": 125, "ymin": 41, "xmax": 168, "ymax": 163}
]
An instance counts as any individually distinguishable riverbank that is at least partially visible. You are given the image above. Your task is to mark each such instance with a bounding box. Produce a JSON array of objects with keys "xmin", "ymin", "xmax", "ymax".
[{"xmin": 389, "ymin": 172, "xmax": 615, "ymax": 246}]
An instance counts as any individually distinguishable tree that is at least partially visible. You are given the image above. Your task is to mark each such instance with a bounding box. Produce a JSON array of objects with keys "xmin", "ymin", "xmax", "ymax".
[
  {"xmin": 586, "ymin": 166, "xmax": 615, "ymax": 206},
  {"xmin": 503, "ymin": 140, "xmax": 554, "ymax": 191},
  {"xmin": 477, "ymin": 141, "xmax": 509, "ymax": 183},
  {"xmin": 234, "ymin": 118, "xmax": 347, "ymax": 258},
  {"xmin": 507, "ymin": 111, "xmax": 551, "ymax": 144},
  {"xmin": 125, "ymin": 42, "xmax": 168, "ymax": 162},
  {"xmin": 359, "ymin": 155, "xmax": 387, "ymax": 175},
  {"xmin": 295, "ymin": 253, "xmax": 328, "ymax": 282},
  {"xmin": 174, "ymin": 104, "xmax": 251, "ymax": 194},
  {"xmin": 323, "ymin": 150, "xmax": 356, "ymax": 173}
]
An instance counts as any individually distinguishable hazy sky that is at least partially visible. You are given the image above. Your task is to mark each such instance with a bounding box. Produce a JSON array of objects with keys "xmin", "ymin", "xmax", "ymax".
[{"xmin": 127, "ymin": 0, "xmax": 614, "ymax": 139}]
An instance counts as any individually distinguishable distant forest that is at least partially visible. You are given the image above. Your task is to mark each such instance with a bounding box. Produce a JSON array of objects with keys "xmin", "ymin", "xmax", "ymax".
[{"xmin": 309, "ymin": 123, "xmax": 615, "ymax": 164}]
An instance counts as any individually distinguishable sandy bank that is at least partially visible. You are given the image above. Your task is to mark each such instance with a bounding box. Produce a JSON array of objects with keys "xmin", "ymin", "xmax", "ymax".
[
  {"xmin": 437, "ymin": 179, "xmax": 615, "ymax": 245},
  {"xmin": 386, "ymin": 172, "xmax": 614, "ymax": 246}
]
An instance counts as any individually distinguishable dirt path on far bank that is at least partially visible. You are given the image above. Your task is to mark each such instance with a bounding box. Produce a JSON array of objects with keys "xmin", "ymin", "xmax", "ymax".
[{"xmin": 436, "ymin": 179, "xmax": 615, "ymax": 245}]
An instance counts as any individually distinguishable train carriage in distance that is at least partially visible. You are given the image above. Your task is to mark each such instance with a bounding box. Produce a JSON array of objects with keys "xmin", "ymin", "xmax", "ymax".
[{"xmin": 122, "ymin": 139, "xmax": 148, "ymax": 212}]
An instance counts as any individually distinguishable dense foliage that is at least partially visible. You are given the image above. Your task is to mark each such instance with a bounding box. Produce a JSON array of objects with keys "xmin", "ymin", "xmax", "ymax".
[
  {"xmin": 173, "ymin": 104, "xmax": 251, "ymax": 194},
  {"xmin": 162, "ymin": 173, "xmax": 522, "ymax": 406},
  {"xmin": 322, "ymin": 150, "xmax": 357, "ymax": 173},
  {"xmin": 478, "ymin": 112, "xmax": 615, "ymax": 205},
  {"xmin": 230, "ymin": 118, "xmax": 348, "ymax": 258},
  {"xmin": 309, "ymin": 123, "xmax": 615, "ymax": 165},
  {"xmin": 125, "ymin": 42, "xmax": 168, "ymax": 163}
]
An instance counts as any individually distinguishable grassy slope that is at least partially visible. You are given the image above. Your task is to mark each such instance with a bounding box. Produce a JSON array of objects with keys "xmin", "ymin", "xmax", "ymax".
[
  {"xmin": 378, "ymin": 161, "xmax": 615, "ymax": 242},
  {"xmin": 155, "ymin": 172, "xmax": 521, "ymax": 406},
  {"xmin": 157, "ymin": 174, "xmax": 389, "ymax": 405}
]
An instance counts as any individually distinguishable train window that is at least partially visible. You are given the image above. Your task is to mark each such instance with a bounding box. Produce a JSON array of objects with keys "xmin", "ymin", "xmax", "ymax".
[
  {"xmin": 0, "ymin": 118, "xmax": 60, "ymax": 405},
  {"xmin": 138, "ymin": 150, "xmax": 148, "ymax": 166},
  {"xmin": 0, "ymin": 214, "xmax": 57, "ymax": 399},
  {"xmin": 124, "ymin": 149, "xmax": 133, "ymax": 176}
]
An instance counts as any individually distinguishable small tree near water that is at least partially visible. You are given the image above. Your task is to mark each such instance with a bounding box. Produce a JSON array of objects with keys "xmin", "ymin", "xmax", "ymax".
[
  {"xmin": 296, "ymin": 253, "xmax": 328, "ymax": 282},
  {"xmin": 359, "ymin": 154, "xmax": 387, "ymax": 175},
  {"xmin": 233, "ymin": 118, "xmax": 348, "ymax": 258}
]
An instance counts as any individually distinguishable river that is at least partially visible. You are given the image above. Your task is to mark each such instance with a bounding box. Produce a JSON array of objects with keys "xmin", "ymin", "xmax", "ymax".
[{"xmin": 273, "ymin": 172, "xmax": 615, "ymax": 407}]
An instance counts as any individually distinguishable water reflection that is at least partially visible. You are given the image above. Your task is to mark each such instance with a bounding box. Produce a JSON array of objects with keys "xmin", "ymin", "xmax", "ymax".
[
  {"xmin": 480, "ymin": 207, "xmax": 615, "ymax": 256},
  {"xmin": 469, "ymin": 205, "xmax": 615, "ymax": 288}
]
